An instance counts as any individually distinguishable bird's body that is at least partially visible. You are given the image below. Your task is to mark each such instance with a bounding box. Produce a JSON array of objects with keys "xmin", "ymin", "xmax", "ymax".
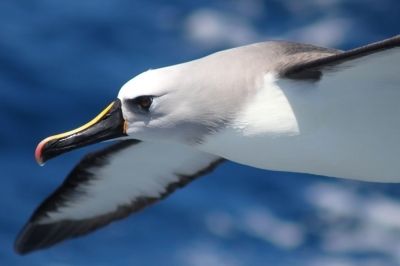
[
  {"xmin": 15, "ymin": 35, "xmax": 400, "ymax": 254},
  {"xmin": 199, "ymin": 48, "xmax": 400, "ymax": 181},
  {"xmin": 131, "ymin": 40, "xmax": 400, "ymax": 181}
]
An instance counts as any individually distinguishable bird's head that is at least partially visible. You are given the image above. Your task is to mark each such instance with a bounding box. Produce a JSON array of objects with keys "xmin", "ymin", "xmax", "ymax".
[
  {"xmin": 35, "ymin": 64, "xmax": 231, "ymax": 165},
  {"xmin": 118, "ymin": 67, "xmax": 222, "ymax": 143}
]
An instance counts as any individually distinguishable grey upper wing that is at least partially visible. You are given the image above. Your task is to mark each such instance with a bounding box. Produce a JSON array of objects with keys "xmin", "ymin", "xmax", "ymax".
[
  {"xmin": 15, "ymin": 140, "xmax": 223, "ymax": 254},
  {"xmin": 282, "ymin": 35, "xmax": 400, "ymax": 80}
]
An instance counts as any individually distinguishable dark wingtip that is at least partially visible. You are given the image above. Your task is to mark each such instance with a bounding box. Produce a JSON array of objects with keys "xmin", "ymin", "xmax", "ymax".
[
  {"xmin": 14, "ymin": 223, "xmax": 36, "ymax": 255},
  {"xmin": 14, "ymin": 222, "xmax": 65, "ymax": 255}
]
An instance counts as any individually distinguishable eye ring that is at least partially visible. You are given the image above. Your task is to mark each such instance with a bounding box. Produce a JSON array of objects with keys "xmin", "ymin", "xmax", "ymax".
[
  {"xmin": 128, "ymin": 95, "xmax": 153, "ymax": 112},
  {"xmin": 137, "ymin": 96, "xmax": 153, "ymax": 110}
]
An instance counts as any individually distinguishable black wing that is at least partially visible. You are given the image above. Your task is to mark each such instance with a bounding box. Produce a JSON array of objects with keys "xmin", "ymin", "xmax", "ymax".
[
  {"xmin": 283, "ymin": 35, "xmax": 400, "ymax": 80},
  {"xmin": 15, "ymin": 140, "xmax": 223, "ymax": 254}
]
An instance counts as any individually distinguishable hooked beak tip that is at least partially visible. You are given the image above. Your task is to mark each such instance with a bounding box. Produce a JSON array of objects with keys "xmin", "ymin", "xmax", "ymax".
[
  {"xmin": 35, "ymin": 138, "xmax": 48, "ymax": 166},
  {"xmin": 33, "ymin": 99, "xmax": 126, "ymax": 165}
]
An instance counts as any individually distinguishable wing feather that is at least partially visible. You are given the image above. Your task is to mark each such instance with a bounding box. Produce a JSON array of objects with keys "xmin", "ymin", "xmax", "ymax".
[
  {"xmin": 15, "ymin": 140, "xmax": 223, "ymax": 254},
  {"xmin": 283, "ymin": 35, "xmax": 400, "ymax": 80}
]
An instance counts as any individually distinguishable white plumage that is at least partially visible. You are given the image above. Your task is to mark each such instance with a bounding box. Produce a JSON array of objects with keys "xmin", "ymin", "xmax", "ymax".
[{"xmin": 15, "ymin": 35, "xmax": 400, "ymax": 254}]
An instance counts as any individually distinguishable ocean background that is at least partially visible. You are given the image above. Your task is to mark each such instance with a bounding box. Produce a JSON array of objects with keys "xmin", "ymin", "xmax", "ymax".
[{"xmin": 1, "ymin": 1, "xmax": 399, "ymax": 265}]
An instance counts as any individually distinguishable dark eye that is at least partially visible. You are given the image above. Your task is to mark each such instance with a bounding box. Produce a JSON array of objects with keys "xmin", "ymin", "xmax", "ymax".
[{"xmin": 128, "ymin": 96, "xmax": 153, "ymax": 112}]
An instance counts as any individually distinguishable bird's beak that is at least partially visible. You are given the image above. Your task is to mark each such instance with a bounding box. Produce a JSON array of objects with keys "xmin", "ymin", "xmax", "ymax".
[{"xmin": 35, "ymin": 99, "xmax": 127, "ymax": 165}]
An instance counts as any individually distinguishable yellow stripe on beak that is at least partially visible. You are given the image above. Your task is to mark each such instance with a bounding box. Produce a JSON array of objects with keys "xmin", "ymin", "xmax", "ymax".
[
  {"xmin": 35, "ymin": 101, "xmax": 119, "ymax": 165},
  {"xmin": 43, "ymin": 102, "xmax": 114, "ymax": 143}
]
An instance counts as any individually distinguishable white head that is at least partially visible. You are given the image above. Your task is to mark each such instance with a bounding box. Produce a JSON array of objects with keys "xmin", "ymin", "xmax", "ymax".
[
  {"xmin": 35, "ymin": 50, "xmax": 257, "ymax": 165},
  {"xmin": 117, "ymin": 63, "xmax": 233, "ymax": 144}
]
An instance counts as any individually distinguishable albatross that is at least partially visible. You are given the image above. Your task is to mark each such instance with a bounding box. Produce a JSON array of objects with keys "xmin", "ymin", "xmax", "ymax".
[{"xmin": 15, "ymin": 35, "xmax": 400, "ymax": 254}]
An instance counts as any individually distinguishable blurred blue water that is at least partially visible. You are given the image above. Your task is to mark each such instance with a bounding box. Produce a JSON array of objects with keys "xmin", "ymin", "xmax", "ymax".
[{"xmin": 1, "ymin": 1, "xmax": 399, "ymax": 265}]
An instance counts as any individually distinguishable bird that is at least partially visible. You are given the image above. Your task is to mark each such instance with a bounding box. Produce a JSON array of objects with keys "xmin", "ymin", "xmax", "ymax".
[{"xmin": 15, "ymin": 35, "xmax": 400, "ymax": 254}]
